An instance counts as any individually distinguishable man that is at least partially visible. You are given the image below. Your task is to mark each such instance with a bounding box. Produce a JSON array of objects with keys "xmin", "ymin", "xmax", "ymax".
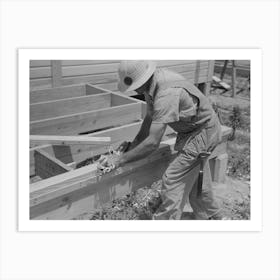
[{"xmin": 100, "ymin": 60, "xmax": 224, "ymax": 220}]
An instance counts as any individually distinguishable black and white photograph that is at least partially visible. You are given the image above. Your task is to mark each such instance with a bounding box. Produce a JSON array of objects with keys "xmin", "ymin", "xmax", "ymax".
[
  {"xmin": 28, "ymin": 59, "xmax": 251, "ymax": 221},
  {"xmin": 1, "ymin": 1, "xmax": 279, "ymax": 280}
]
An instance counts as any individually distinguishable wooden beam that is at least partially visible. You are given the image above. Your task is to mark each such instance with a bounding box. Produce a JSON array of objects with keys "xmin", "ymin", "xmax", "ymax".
[
  {"xmin": 34, "ymin": 149, "xmax": 72, "ymax": 179},
  {"xmin": 212, "ymin": 76, "xmax": 231, "ymax": 90},
  {"xmin": 30, "ymin": 84, "xmax": 110, "ymax": 104},
  {"xmin": 30, "ymin": 60, "xmax": 51, "ymax": 67},
  {"xmin": 30, "ymin": 84, "xmax": 86, "ymax": 103},
  {"xmin": 30, "ymin": 93, "xmax": 112, "ymax": 121},
  {"xmin": 207, "ymin": 60, "xmax": 215, "ymax": 82},
  {"xmin": 86, "ymin": 84, "xmax": 114, "ymax": 94},
  {"xmin": 220, "ymin": 60, "xmax": 229, "ymax": 80},
  {"xmin": 30, "ymin": 138, "xmax": 178, "ymax": 219},
  {"xmin": 231, "ymin": 60, "xmax": 237, "ymax": 98},
  {"xmin": 60, "ymin": 68, "xmax": 209, "ymax": 89},
  {"xmin": 30, "ymin": 135, "xmax": 111, "ymax": 147},
  {"xmin": 30, "ymin": 101, "xmax": 142, "ymax": 135},
  {"xmin": 29, "ymin": 121, "xmax": 143, "ymax": 177},
  {"xmin": 29, "ymin": 123, "xmax": 230, "ymax": 177},
  {"xmin": 30, "ymin": 126, "xmax": 231, "ymax": 220},
  {"xmin": 51, "ymin": 60, "xmax": 62, "ymax": 87}
]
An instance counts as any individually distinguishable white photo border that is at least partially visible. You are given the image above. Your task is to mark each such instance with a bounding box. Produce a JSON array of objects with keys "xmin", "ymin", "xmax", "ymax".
[{"xmin": 18, "ymin": 49, "xmax": 262, "ymax": 232}]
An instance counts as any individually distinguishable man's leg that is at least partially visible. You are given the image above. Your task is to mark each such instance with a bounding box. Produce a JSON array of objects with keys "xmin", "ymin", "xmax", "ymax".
[
  {"xmin": 153, "ymin": 150, "xmax": 199, "ymax": 220},
  {"xmin": 153, "ymin": 128, "xmax": 222, "ymax": 220},
  {"xmin": 189, "ymin": 159, "xmax": 222, "ymax": 219}
]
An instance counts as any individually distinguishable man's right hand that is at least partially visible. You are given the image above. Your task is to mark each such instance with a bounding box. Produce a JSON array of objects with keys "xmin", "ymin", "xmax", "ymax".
[{"xmin": 116, "ymin": 141, "xmax": 131, "ymax": 154}]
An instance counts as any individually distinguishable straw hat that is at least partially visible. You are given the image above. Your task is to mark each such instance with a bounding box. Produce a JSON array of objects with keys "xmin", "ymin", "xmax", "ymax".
[{"xmin": 117, "ymin": 60, "xmax": 157, "ymax": 92}]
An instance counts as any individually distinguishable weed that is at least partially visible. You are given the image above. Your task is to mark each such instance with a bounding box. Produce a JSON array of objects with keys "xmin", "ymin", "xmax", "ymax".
[
  {"xmin": 228, "ymin": 106, "xmax": 243, "ymax": 140},
  {"xmin": 90, "ymin": 183, "xmax": 163, "ymax": 220}
]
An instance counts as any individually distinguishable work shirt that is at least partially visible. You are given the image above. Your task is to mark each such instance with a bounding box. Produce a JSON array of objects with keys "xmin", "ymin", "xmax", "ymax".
[{"xmin": 146, "ymin": 68, "xmax": 217, "ymax": 151}]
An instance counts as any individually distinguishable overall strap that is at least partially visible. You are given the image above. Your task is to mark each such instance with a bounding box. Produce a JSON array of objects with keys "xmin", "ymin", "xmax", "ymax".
[
  {"xmin": 158, "ymin": 80, "xmax": 190, "ymax": 91},
  {"xmin": 158, "ymin": 80, "xmax": 202, "ymax": 110},
  {"xmin": 158, "ymin": 80, "xmax": 203, "ymax": 99}
]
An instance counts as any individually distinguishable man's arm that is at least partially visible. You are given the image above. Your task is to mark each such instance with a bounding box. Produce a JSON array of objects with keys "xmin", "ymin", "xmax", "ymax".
[
  {"xmin": 118, "ymin": 122, "xmax": 167, "ymax": 166},
  {"xmin": 129, "ymin": 114, "xmax": 152, "ymax": 150}
]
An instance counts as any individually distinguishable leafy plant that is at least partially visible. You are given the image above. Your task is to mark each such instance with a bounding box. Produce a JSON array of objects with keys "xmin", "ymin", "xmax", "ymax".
[{"xmin": 228, "ymin": 105, "xmax": 243, "ymax": 140}]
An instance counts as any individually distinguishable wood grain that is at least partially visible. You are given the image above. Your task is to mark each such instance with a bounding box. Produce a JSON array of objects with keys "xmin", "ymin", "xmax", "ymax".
[
  {"xmin": 30, "ymin": 135, "xmax": 111, "ymax": 147},
  {"xmin": 30, "ymin": 93, "xmax": 112, "ymax": 121},
  {"xmin": 30, "ymin": 102, "xmax": 142, "ymax": 135},
  {"xmin": 34, "ymin": 149, "xmax": 72, "ymax": 179}
]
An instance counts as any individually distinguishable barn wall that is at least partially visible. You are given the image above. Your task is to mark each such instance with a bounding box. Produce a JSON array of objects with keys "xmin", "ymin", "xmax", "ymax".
[{"xmin": 30, "ymin": 60, "xmax": 214, "ymax": 92}]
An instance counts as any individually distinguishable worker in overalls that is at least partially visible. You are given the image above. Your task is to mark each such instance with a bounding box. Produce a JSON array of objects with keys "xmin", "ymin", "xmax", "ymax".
[{"xmin": 100, "ymin": 60, "xmax": 223, "ymax": 220}]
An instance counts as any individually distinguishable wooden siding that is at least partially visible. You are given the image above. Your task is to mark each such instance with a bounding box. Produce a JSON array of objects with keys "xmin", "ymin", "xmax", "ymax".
[{"xmin": 30, "ymin": 60, "xmax": 215, "ymax": 91}]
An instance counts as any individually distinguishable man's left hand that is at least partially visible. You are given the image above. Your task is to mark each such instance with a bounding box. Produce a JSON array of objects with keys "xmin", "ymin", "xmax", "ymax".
[{"xmin": 97, "ymin": 153, "xmax": 121, "ymax": 174}]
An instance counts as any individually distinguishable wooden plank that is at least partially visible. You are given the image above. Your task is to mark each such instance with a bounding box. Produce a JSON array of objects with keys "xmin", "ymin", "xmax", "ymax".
[
  {"xmin": 30, "ymin": 60, "xmax": 211, "ymax": 90},
  {"xmin": 61, "ymin": 60, "xmax": 121, "ymax": 66},
  {"xmin": 199, "ymin": 60, "xmax": 215, "ymax": 96},
  {"xmin": 166, "ymin": 63, "xmax": 208, "ymax": 75},
  {"xmin": 30, "ymin": 67, "xmax": 52, "ymax": 79},
  {"xmin": 231, "ymin": 60, "xmax": 237, "ymax": 98},
  {"xmin": 29, "ymin": 117, "xmax": 176, "ymax": 177},
  {"xmin": 61, "ymin": 61, "xmax": 209, "ymax": 78},
  {"xmin": 30, "ymin": 93, "xmax": 112, "ymax": 121},
  {"xmin": 30, "ymin": 84, "xmax": 107, "ymax": 103},
  {"xmin": 30, "ymin": 135, "xmax": 111, "ymax": 147},
  {"xmin": 29, "ymin": 121, "xmax": 143, "ymax": 177},
  {"xmin": 110, "ymin": 91, "xmax": 142, "ymax": 106},
  {"xmin": 30, "ymin": 134, "xmax": 215, "ymax": 219},
  {"xmin": 30, "ymin": 84, "xmax": 86, "ymax": 103},
  {"xmin": 85, "ymin": 84, "xmax": 108, "ymax": 95},
  {"xmin": 212, "ymin": 76, "xmax": 231, "ymax": 90},
  {"xmin": 60, "ymin": 60, "xmax": 207, "ymax": 67},
  {"xmin": 30, "ymin": 78, "xmax": 52, "ymax": 90},
  {"xmin": 30, "ymin": 102, "xmax": 142, "ymax": 135},
  {"xmin": 213, "ymin": 153, "xmax": 228, "ymax": 183},
  {"xmin": 34, "ymin": 149, "xmax": 72, "ymax": 179},
  {"xmin": 207, "ymin": 60, "xmax": 215, "ymax": 82},
  {"xmin": 88, "ymin": 72, "xmax": 208, "ymax": 97},
  {"xmin": 62, "ymin": 72, "xmax": 118, "ymax": 86},
  {"xmin": 60, "ymin": 68, "xmax": 208, "ymax": 89},
  {"xmin": 30, "ymin": 60, "xmax": 51, "ymax": 67},
  {"xmin": 86, "ymin": 84, "xmax": 113, "ymax": 94},
  {"xmin": 51, "ymin": 61, "xmax": 62, "ymax": 87},
  {"xmin": 62, "ymin": 62, "xmax": 120, "ymax": 77},
  {"xmin": 220, "ymin": 60, "xmax": 229, "ymax": 80},
  {"xmin": 30, "ymin": 138, "xmax": 178, "ymax": 219},
  {"xmin": 29, "ymin": 121, "xmax": 230, "ymax": 180}
]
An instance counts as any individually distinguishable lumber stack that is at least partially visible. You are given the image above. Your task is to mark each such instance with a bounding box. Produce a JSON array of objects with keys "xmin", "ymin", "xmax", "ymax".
[{"xmin": 29, "ymin": 83, "xmax": 231, "ymax": 220}]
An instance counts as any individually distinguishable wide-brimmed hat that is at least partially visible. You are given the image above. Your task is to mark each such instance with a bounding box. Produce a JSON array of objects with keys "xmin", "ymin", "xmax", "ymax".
[{"xmin": 117, "ymin": 60, "xmax": 157, "ymax": 92}]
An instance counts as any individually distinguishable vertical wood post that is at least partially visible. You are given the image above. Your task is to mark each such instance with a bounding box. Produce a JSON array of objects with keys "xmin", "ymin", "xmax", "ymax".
[
  {"xmin": 199, "ymin": 60, "xmax": 215, "ymax": 96},
  {"xmin": 213, "ymin": 153, "xmax": 228, "ymax": 183},
  {"xmin": 51, "ymin": 60, "xmax": 62, "ymax": 88},
  {"xmin": 220, "ymin": 60, "xmax": 228, "ymax": 80},
  {"xmin": 231, "ymin": 60, "xmax": 236, "ymax": 98},
  {"xmin": 194, "ymin": 60, "xmax": 200, "ymax": 86}
]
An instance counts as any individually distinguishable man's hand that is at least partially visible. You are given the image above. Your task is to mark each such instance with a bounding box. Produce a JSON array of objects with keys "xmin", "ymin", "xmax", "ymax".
[
  {"xmin": 120, "ymin": 122, "xmax": 167, "ymax": 164},
  {"xmin": 97, "ymin": 152, "xmax": 121, "ymax": 174},
  {"xmin": 117, "ymin": 141, "xmax": 131, "ymax": 153}
]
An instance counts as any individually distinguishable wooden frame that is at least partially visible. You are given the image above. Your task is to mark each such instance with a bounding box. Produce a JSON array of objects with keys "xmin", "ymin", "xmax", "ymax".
[
  {"xmin": 30, "ymin": 88, "xmax": 143, "ymax": 135},
  {"xmin": 30, "ymin": 138, "xmax": 192, "ymax": 219},
  {"xmin": 30, "ymin": 125, "xmax": 231, "ymax": 220},
  {"xmin": 29, "ymin": 83, "xmax": 232, "ymax": 220}
]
